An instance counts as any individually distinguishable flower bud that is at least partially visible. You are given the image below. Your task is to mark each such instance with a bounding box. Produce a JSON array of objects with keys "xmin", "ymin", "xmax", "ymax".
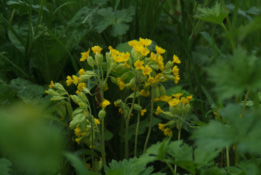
[
  {"xmin": 98, "ymin": 109, "xmax": 106, "ymax": 120},
  {"xmin": 133, "ymin": 104, "xmax": 142, "ymax": 111},
  {"xmin": 159, "ymin": 84, "xmax": 166, "ymax": 96},
  {"xmin": 154, "ymin": 86, "xmax": 160, "ymax": 98},
  {"xmin": 87, "ymin": 56, "xmax": 95, "ymax": 67},
  {"xmin": 95, "ymin": 54, "xmax": 103, "ymax": 66}
]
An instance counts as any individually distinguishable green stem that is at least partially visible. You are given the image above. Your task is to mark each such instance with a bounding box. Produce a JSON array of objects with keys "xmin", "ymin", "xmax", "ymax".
[
  {"xmin": 125, "ymin": 85, "xmax": 137, "ymax": 159},
  {"xmin": 174, "ymin": 129, "xmax": 181, "ymax": 175},
  {"xmin": 143, "ymin": 87, "xmax": 155, "ymax": 152},
  {"xmin": 0, "ymin": 53, "xmax": 29, "ymax": 78},
  {"xmin": 99, "ymin": 90, "xmax": 106, "ymax": 168},
  {"xmin": 35, "ymin": 0, "xmax": 44, "ymax": 34},
  {"xmin": 134, "ymin": 93, "xmax": 141, "ymax": 157},
  {"xmin": 240, "ymin": 90, "xmax": 249, "ymax": 118},
  {"xmin": 9, "ymin": 9, "xmax": 15, "ymax": 23},
  {"xmin": 165, "ymin": 161, "xmax": 175, "ymax": 175},
  {"xmin": 226, "ymin": 146, "xmax": 230, "ymax": 167},
  {"xmin": 221, "ymin": 23, "xmax": 235, "ymax": 53}
]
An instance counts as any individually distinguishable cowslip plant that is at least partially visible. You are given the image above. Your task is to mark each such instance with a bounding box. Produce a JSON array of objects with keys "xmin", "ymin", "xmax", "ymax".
[{"xmin": 45, "ymin": 37, "xmax": 193, "ymax": 173}]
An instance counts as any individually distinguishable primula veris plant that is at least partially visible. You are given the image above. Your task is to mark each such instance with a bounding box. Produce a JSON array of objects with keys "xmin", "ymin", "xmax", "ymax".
[{"xmin": 46, "ymin": 37, "xmax": 193, "ymax": 172}]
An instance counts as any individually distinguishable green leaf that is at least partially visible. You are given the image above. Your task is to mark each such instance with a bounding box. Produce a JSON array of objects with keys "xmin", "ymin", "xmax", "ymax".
[
  {"xmin": 95, "ymin": 6, "xmax": 135, "ymax": 37},
  {"xmin": 64, "ymin": 152, "xmax": 91, "ymax": 175},
  {"xmin": 200, "ymin": 166, "xmax": 228, "ymax": 175},
  {"xmin": 207, "ymin": 49, "xmax": 261, "ymax": 100},
  {"xmin": 0, "ymin": 158, "xmax": 12, "ymax": 175},
  {"xmin": 0, "ymin": 80, "xmax": 15, "ymax": 104},
  {"xmin": 194, "ymin": 2, "xmax": 229, "ymax": 25}
]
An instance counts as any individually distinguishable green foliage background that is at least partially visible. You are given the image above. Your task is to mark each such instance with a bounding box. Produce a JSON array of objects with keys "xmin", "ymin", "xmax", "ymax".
[{"xmin": 0, "ymin": 0, "xmax": 261, "ymax": 174}]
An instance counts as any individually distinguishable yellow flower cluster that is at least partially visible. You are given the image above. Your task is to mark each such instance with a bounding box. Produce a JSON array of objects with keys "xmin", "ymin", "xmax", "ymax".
[
  {"xmin": 158, "ymin": 123, "xmax": 172, "ymax": 136},
  {"xmin": 74, "ymin": 125, "xmax": 88, "ymax": 144}
]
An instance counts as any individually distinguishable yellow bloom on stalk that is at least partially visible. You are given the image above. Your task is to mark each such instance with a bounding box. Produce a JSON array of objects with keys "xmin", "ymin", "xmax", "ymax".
[
  {"xmin": 66, "ymin": 76, "xmax": 73, "ymax": 86},
  {"xmin": 141, "ymin": 109, "xmax": 147, "ymax": 116},
  {"xmin": 187, "ymin": 96, "xmax": 193, "ymax": 102},
  {"xmin": 160, "ymin": 95, "xmax": 172, "ymax": 102},
  {"xmin": 158, "ymin": 123, "xmax": 166, "ymax": 131},
  {"xmin": 121, "ymin": 52, "xmax": 130, "ymax": 62},
  {"xmin": 150, "ymin": 52, "xmax": 157, "ymax": 61},
  {"xmin": 156, "ymin": 46, "xmax": 165, "ymax": 55},
  {"xmin": 139, "ymin": 38, "xmax": 152, "ymax": 46},
  {"xmin": 92, "ymin": 46, "xmax": 102, "ymax": 54},
  {"xmin": 155, "ymin": 73, "xmax": 164, "ymax": 81},
  {"xmin": 74, "ymin": 125, "xmax": 82, "ymax": 137},
  {"xmin": 140, "ymin": 47, "xmax": 150, "ymax": 56},
  {"xmin": 78, "ymin": 68, "xmax": 85, "ymax": 76},
  {"xmin": 75, "ymin": 138, "xmax": 82, "ymax": 145},
  {"xmin": 142, "ymin": 65, "xmax": 152, "ymax": 76},
  {"xmin": 117, "ymin": 78, "xmax": 126, "ymax": 90},
  {"xmin": 80, "ymin": 49, "xmax": 90, "ymax": 61},
  {"xmin": 72, "ymin": 75, "xmax": 79, "ymax": 85},
  {"xmin": 168, "ymin": 98, "xmax": 180, "ymax": 107},
  {"xmin": 140, "ymin": 89, "xmax": 150, "ymax": 97},
  {"xmin": 101, "ymin": 99, "xmax": 110, "ymax": 109},
  {"xmin": 181, "ymin": 97, "xmax": 189, "ymax": 105},
  {"xmin": 77, "ymin": 83, "xmax": 86, "ymax": 93},
  {"xmin": 49, "ymin": 80, "xmax": 54, "ymax": 88},
  {"xmin": 155, "ymin": 106, "xmax": 164, "ymax": 115},
  {"xmin": 124, "ymin": 62, "xmax": 130, "ymax": 68},
  {"xmin": 94, "ymin": 118, "xmax": 100, "ymax": 125},
  {"xmin": 134, "ymin": 60, "xmax": 144, "ymax": 70},
  {"xmin": 133, "ymin": 44, "xmax": 144, "ymax": 53},
  {"xmin": 147, "ymin": 76, "xmax": 156, "ymax": 84},
  {"xmin": 172, "ymin": 65, "xmax": 179, "ymax": 76},
  {"xmin": 157, "ymin": 55, "xmax": 164, "ymax": 71},
  {"xmin": 174, "ymin": 75, "xmax": 180, "ymax": 84},
  {"xmin": 109, "ymin": 46, "xmax": 120, "ymax": 57},
  {"xmin": 172, "ymin": 93, "xmax": 183, "ymax": 99},
  {"xmin": 119, "ymin": 108, "xmax": 124, "ymax": 114},
  {"xmin": 163, "ymin": 128, "xmax": 172, "ymax": 136},
  {"xmin": 172, "ymin": 55, "xmax": 181, "ymax": 64},
  {"xmin": 128, "ymin": 40, "xmax": 139, "ymax": 47}
]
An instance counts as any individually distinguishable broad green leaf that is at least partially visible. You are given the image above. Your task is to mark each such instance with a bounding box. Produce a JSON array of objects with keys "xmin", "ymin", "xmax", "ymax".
[
  {"xmin": 95, "ymin": 6, "xmax": 135, "ymax": 37},
  {"xmin": 207, "ymin": 49, "xmax": 261, "ymax": 100},
  {"xmin": 0, "ymin": 158, "xmax": 12, "ymax": 175},
  {"xmin": 194, "ymin": 2, "xmax": 229, "ymax": 25},
  {"xmin": 0, "ymin": 80, "xmax": 15, "ymax": 104},
  {"xmin": 200, "ymin": 166, "xmax": 228, "ymax": 175},
  {"xmin": 116, "ymin": 42, "xmax": 132, "ymax": 53}
]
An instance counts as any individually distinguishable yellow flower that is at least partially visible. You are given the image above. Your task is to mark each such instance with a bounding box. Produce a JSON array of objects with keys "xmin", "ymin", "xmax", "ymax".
[
  {"xmin": 180, "ymin": 97, "xmax": 189, "ymax": 105},
  {"xmin": 172, "ymin": 55, "xmax": 181, "ymax": 64},
  {"xmin": 128, "ymin": 40, "xmax": 139, "ymax": 47},
  {"xmin": 101, "ymin": 99, "xmax": 110, "ymax": 109},
  {"xmin": 49, "ymin": 80, "xmax": 54, "ymax": 88},
  {"xmin": 187, "ymin": 96, "xmax": 193, "ymax": 102},
  {"xmin": 156, "ymin": 46, "xmax": 165, "ymax": 55},
  {"xmin": 74, "ymin": 125, "xmax": 82, "ymax": 137},
  {"xmin": 155, "ymin": 106, "xmax": 163, "ymax": 115},
  {"xmin": 77, "ymin": 83, "xmax": 86, "ymax": 92},
  {"xmin": 160, "ymin": 95, "xmax": 172, "ymax": 102},
  {"xmin": 158, "ymin": 123, "xmax": 166, "ymax": 131},
  {"xmin": 119, "ymin": 108, "xmax": 124, "ymax": 114},
  {"xmin": 142, "ymin": 65, "xmax": 152, "ymax": 76},
  {"xmin": 168, "ymin": 98, "xmax": 180, "ymax": 107},
  {"xmin": 75, "ymin": 138, "xmax": 82, "ymax": 145},
  {"xmin": 123, "ymin": 62, "xmax": 130, "ymax": 68},
  {"xmin": 117, "ymin": 78, "xmax": 126, "ymax": 90},
  {"xmin": 139, "ymin": 38, "xmax": 152, "ymax": 46},
  {"xmin": 72, "ymin": 75, "xmax": 79, "ymax": 85},
  {"xmin": 154, "ymin": 97, "xmax": 160, "ymax": 102},
  {"xmin": 172, "ymin": 93, "xmax": 183, "ymax": 99},
  {"xmin": 140, "ymin": 47, "xmax": 150, "ymax": 56},
  {"xmin": 94, "ymin": 118, "xmax": 100, "ymax": 125},
  {"xmin": 66, "ymin": 76, "xmax": 73, "ymax": 86},
  {"xmin": 80, "ymin": 49, "xmax": 90, "ymax": 61},
  {"xmin": 141, "ymin": 109, "xmax": 147, "ymax": 116},
  {"xmin": 121, "ymin": 52, "xmax": 130, "ymax": 62},
  {"xmin": 78, "ymin": 68, "xmax": 85, "ymax": 76},
  {"xmin": 134, "ymin": 60, "xmax": 144, "ymax": 70},
  {"xmin": 147, "ymin": 76, "xmax": 156, "ymax": 84},
  {"xmin": 155, "ymin": 73, "xmax": 164, "ymax": 81},
  {"xmin": 140, "ymin": 89, "xmax": 150, "ymax": 97},
  {"xmin": 104, "ymin": 83, "xmax": 109, "ymax": 91},
  {"xmin": 163, "ymin": 128, "xmax": 172, "ymax": 136},
  {"xmin": 172, "ymin": 65, "xmax": 179, "ymax": 76},
  {"xmin": 92, "ymin": 46, "xmax": 102, "ymax": 54},
  {"xmin": 174, "ymin": 75, "xmax": 180, "ymax": 84},
  {"xmin": 150, "ymin": 52, "xmax": 157, "ymax": 61}
]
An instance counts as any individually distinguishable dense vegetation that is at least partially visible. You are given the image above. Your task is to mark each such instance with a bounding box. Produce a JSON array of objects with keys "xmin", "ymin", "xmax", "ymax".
[{"xmin": 0, "ymin": 0, "xmax": 261, "ymax": 174}]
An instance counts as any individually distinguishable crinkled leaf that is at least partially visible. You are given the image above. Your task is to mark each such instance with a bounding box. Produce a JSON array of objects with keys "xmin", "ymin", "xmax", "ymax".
[
  {"xmin": 194, "ymin": 2, "xmax": 229, "ymax": 25},
  {"xmin": 207, "ymin": 49, "xmax": 261, "ymax": 100}
]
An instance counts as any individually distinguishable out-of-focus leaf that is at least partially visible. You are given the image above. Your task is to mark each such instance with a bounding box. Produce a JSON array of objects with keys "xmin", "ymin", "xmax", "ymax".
[
  {"xmin": 0, "ymin": 80, "xmax": 15, "ymax": 104},
  {"xmin": 64, "ymin": 152, "xmax": 91, "ymax": 175},
  {"xmin": 0, "ymin": 158, "xmax": 12, "ymax": 175},
  {"xmin": 194, "ymin": 2, "xmax": 229, "ymax": 25},
  {"xmin": 200, "ymin": 166, "xmax": 228, "ymax": 175},
  {"xmin": 207, "ymin": 49, "xmax": 261, "ymax": 100}
]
